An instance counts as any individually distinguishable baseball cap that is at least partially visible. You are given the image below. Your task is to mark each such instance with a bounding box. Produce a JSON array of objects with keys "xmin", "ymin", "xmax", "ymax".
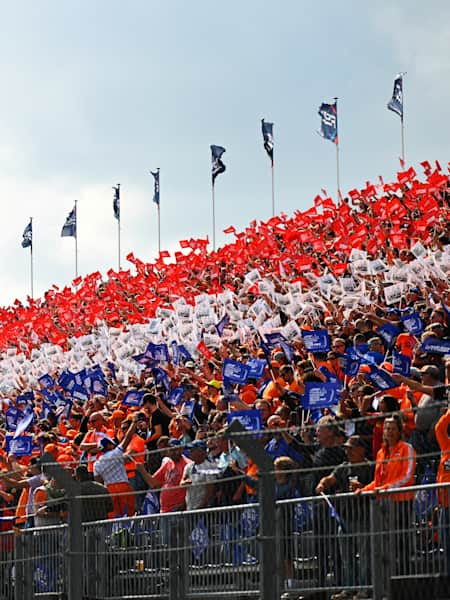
[
  {"xmin": 206, "ymin": 380, "xmax": 222, "ymax": 389},
  {"xmin": 187, "ymin": 440, "xmax": 207, "ymax": 451},
  {"xmin": 99, "ymin": 436, "xmax": 116, "ymax": 450},
  {"xmin": 343, "ymin": 435, "xmax": 365, "ymax": 449},
  {"xmin": 168, "ymin": 438, "xmax": 183, "ymax": 447}
]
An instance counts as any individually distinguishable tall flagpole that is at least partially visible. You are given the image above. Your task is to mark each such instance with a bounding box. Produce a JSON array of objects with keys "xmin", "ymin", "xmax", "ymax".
[
  {"xmin": 157, "ymin": 202, "xmax": 161, "ymax": 254},
  {"xmin": 271, "ymin": 160, "xmax": 275, "ymax": 217},
  {"xmin": 212, "ymin": 179, "xmax": 216, "ymax": 251},
  {"xmin": 400, "ymin": 76, "xmax": 405, "ymax": 164},
  {"xmin": 30, "ymin": 217, "xmax": 34, "ymax": 299},
  {"xmin": 334, "ymin": 97, "xmax": 341, "ymax": 203},
  {"xmin": 74, "ymin": 199, "xmax": 78, "ymax": 279},
  {"xmin": 117, "ymin": 183, "xmax": 121, "ymax": 271}
]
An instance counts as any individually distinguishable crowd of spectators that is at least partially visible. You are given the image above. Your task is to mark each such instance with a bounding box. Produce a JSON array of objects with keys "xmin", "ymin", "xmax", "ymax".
[{"xmin": 0, "ymin": 162, "xmax": 450, "ymax": 598}]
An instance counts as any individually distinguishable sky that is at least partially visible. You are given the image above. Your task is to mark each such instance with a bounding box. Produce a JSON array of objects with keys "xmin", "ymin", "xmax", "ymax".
[{"xmin": 1, "ymin": 1, "xmax": 449, "ymax": 306}]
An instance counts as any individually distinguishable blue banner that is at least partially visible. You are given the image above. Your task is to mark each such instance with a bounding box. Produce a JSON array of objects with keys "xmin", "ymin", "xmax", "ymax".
[
  {"xmin": 122, "ymin": 390, "xmax": 144, "ymax": 407},
  {"xmin": 261, "ymin": 119, "xmax": 274, "ymax": 164},
  {"xmin": 301, "ymin": 329, "xmax": 330, "ymax": 353},
  {"xmin": 302, "ymin": 382, "xmax": 339, "ymax": 409},
  {"xmin": 264, "ymin": 332, "xmax": 287, "ymax": 347},
  {"xmin": 420, "ymin": 337, "xmax": 450, "ymax": 355},
  {"xmin": 401, "ymin": 312, "xmax": 423, "ymax": 335},
  {"xmin": 365, "ymin": 366, "xmax": 397, "ymax": 390},
  {"xmin": 246, "ymin": 358, "xmax": 267, "ymax": 379},
  {"xmin": 5, "ymin": 435, "xmax": 33, "ymax": 456},
  {"xmin": 222, "ymin": 358, "xmax": 250, "ymax": 385},
  {"xmin": 211, "ymin": 145, "xmax": 226, "ymax": 183},
  {"xmin": 392, "ymin": 351, "xmax": 411, "ymax": 376},
  {"xmin": 39, "ymin": 373, "xmax": 55, "ymax": 389},
  {"xmin": 5, "ymin": 407, "xmax": 23, "ymax": 431},
  {"xmin": 377, "ymin": 323, "xmax": 400, "ymax": 348},
  {"xmin": 167, "ymin": 386, "xmax": 185, "ymax": 405},
  {"xmin": 339, "ymin": 353, "xmax": 361, "ymax": 376},
  {"xmin": 151, "ymin": 169, "xmax": 160, "ymax": 205},
  {"xmin": 227, "ymin": 409, "xmax": 263, "ymax": 432},
  {"xmin": 280, "ymin": 341, "xmax": 294, "ymax": 364},
  {"xmin": 318, "ymin": 101, "xmax": 338, "ymax": 143}
]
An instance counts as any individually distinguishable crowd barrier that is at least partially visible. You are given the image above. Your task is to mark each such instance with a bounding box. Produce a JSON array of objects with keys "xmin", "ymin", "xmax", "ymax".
[{"xmin": 0, "ymin": 482, "xmax": 449, "ymax": 600}]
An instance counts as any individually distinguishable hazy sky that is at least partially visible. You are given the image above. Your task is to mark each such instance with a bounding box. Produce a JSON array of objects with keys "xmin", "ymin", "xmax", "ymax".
[{"xmin": 1, "ymin": 1, "xmax": 449, "ymax": 305}]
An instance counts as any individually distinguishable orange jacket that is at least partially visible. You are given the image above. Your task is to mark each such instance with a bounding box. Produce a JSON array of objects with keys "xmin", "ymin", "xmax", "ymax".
[
  {"xmin": 362, "ymin": 439, "xmax": 416, "ymax": 501},
  {"xmin": 435, "ymin": 411, "xmax": 450, "ymax": 507}
]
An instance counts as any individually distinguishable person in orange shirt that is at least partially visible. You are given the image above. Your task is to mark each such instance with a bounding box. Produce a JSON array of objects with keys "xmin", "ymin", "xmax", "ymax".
[
  {"xmin": 79, "ymin": 412, "xmax": 115, "ymax": 473},
  {"xmin": 435, "ymin": 408, "xmax": 450, "ymax": 572},
  {"xmin": 395, "ymin": 332, "xmax": 417, "ymax": 359},
  {"xmin": 240, "ymin": 379, "xmax": 258, "ymax": 405}
]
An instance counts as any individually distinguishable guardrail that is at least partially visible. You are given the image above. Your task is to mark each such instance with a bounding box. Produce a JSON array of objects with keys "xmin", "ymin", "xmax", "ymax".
[{"xmin": 1, "ymin": 482, "xmax": 449, "ymax": 600}]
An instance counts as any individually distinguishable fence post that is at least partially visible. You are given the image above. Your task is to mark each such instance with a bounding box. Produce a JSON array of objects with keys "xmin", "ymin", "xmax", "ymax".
[
  {"xmin": 370, "ymin": 497, "xmax": 384, "ymax": 600},
  {"xmin": 226, "ymin": 420, "xmax": 280, "ymax": 600},
  {"xmin": 41, "ymin": 452, "xmax": 83, "ymax": 600},
  {"xmin": 14, "ymin": 529, "xmax": 32, "ymax": 600},
  {"xmin": 169, "ymin": 516, "xmax": 187, "ymax": 600}
]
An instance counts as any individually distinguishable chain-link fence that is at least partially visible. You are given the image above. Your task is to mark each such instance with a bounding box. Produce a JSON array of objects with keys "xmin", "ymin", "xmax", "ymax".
[{"xmin": 1, "ymin": 482, "xmax": 449, "ymax": 600}]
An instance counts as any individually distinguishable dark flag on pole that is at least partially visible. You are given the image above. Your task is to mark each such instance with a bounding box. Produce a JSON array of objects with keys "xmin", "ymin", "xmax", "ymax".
[
  {"xmin": 210, "ymin": 145, "xmax": 226, "ymax": 184},
  {"xmin": 318, "ymin": 101, "xmax": 338, "ymax": 144},
  {"xmin": 387, "ymin": 74, "xmax": 403, "ymax": 118},
  {"xmin": 261, "ymin": 119, "xmax": 274, "ymax": 164},
  {"xmin": 151, "ymin": 169, "xmax": 160, "ymax": 205},
  {"xmin": 61, "ymin": 205, "xmax": 77, "ymax": 238},
  {"xmin": 22, "ymin": 220, "xmax": 32, "ymax": 248},
  {"xmin": 112, "ymin": 184, "xmax": 120, "ymax": 221}
]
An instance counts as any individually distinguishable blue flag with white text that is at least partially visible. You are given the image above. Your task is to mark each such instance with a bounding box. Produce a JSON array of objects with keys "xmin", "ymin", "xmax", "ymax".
[
  {"xmin": 387, "ymin": 74, "xmax": 403, "ymax": 118},
  {"xmin": 301, "ymin": 329, "xmax": 330, "ymax": 353},
  {"xmin": 318, "ymin": 101, "xmax": 338, "ymax": 144},
  {"xmin": 151, "ymin": 169, "xmax": 160, "ymax": 205},
  {"xmin": 261, "ymin": 119, "xmax": 274, "ymax": 164},
  {"xmin": 211, "ymin": 145, "xmax": 226, "ymax": 183},
  {"xmin": 113, "ymin": 184, "xmax": 120, "ymax": 221},
  {"xmin": 22, "ymin": 220, "xmax": 32, "ymax": 248},
  {"xmin": 61, "ymin": 205, "xmax": 76, "ymax": 237}
]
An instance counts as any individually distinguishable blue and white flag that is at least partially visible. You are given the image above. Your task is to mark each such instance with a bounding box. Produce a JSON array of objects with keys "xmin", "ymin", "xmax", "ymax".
[
  {"xmin": 61, "ymin": 205, "xmax": 77, "ymax": 237},
  {"xmin": 215, "ymin": 314, "xmax": 230, "ymax": 337},
  {"xmin": 5, "ymin": 435, "xmax": 33, "ymax": 457},
  {"xmin": 178, "ymin": 344, "xmax": 193, "ymax": 363},
  {"xmin": 122, "ymin": 390, "xmax": 144, "ymax": 407},
  {"xmin": 147, "ymin": 342, "xmax": 170, "ymax": 363},
  {"xmin": 16, "ymin": 391, "xmax": 34, "ymax": 407},
  {"xmin": 377, "ymin": 323, "xmax": 400, "ymax": 348},
  {"xmin": 339, "ymin": 353, "xmax": 361, "ymax": 376},
  {"xmin": 420, "ymin": 337, "xmax": 450, "ymax": 355},
  {"xmin": 222, "ymin": 358, "xmax": 250, "ymax": 385},
  {"xmin": 318, "ymin": 100, "xmax": 338, "ymax": 144},
  {"xmin": 211, "ymin": 145, "xmax": 226, "ymax": 184},
  {"xmin": 365, "ymin": 366, "xmax": 397, "ymax": 390},
  {"xmin": 387, "ymin": 74, "xmax": 403, "ymax": 118},
  {"xmin": 152, "ymin": 367, "xmax": 171, "ymax": 391},
  {"xmin": 13, "ymin": 410, "xmax": 34, "ymax": 438},
  {"xmin": 112, "ymin": 184, "xmax": 120, "ymax": 221},
  {"xmin": 301, "ymin": 329, "xmax": 330, "ymax": 353},
  {"xmin": 302, "ymin": 382, "xmax": 339, "ymax": 409},
  {"xmin": 280, "ymin": 340, "xmax": 294, "ymax": 364},
  {"xmin": 39, "ymin": 373, "xmax": 55, "ymax": 389},
  {"xmin": 246, "ymin": 358, "xmax": 267, "ymax": 379},
  {"xmin": 401, "ymin": 311, "xmax": 423, "ymax": 335},
  {"xmin": 21, "ymin": 219, "xmax": 32, "ymax": 248},
  {"xmin": 191, "ymin": 520, "xmax": 209, "ymax": 560},
  {"xmin": 392, "ymin": 350, "xmax": 411, "ymax": 376},
  {"xmin": 264, "ymin": 331, "xmax": 287, "ymax": 347},
  {"xmin": 167, "ymin": 386, "xmax": 185, "ymax": 406},
  {"xmin": 227, "ymin": 409, "xmax": 263, "ymax": 432},
  {"xmin": 5, "ymin": 407, "xmax": 23, "ymax": 431},
  {"xmin": 71, "ymin": 383, "xmax": 90, "ymax": 402},
  {"xmin": 261, "ymin": 119, "xmax": 274, "ymax": 164},
  {"xmin": 151, "ymin": 169, "xmax": 160, "ymax": 205}
]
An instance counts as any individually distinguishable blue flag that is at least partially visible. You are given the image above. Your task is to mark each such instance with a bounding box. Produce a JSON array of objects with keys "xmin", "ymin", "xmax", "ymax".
[
  {"xmin": 339, "ymin": 353, "xmax": 361, "ymax": 376},
  {"xmin": 13, "ymin": 410, "xmax": 34, "ymax": 438},
  {"xmin": 401, "ymin": 312, "xmax": 423, "ymax": 335},
  {"xmin": 151, "ymin": 169, "xmax": 160, "ymax": 205},
  {"xmin": 16, "ymin": 391, "xmax": 34, "ymax": 407},
  {"xmin": 227, "ymin": 409, "xmax": 263, "ymax": 432},
  {"xmin": 246, "ymin": 358, "xmax": 267, "ymax": 379},
  {"xmin": 302, "ymin": 382, "xmax": 339, "ymax": 409},
  {"xmin": 191, "ymin": 520, "xmax": 209, "ymax": 560},
  {"xmin": 152, "ymin": 367, "xmax": 171, "ymax": 391},
  {"xmin": 377, "ymin": 323, "xmax": 400, "ymax": 348},
  {"xmin": 5, "ymin": 435, "xmax": 33, "ymax": 457},
  {"xmin": 39, "ymin": 373, "xmax": 55, "ymax": 389},
  {"xmin": 61, "ymin": 205, "xmax": 77, "ymax": 237},
  {"xmin": 264, "ymin": 331, "xmax": 287, "ymax": 347},
  {"xmin": 387, "ymin": 74, "xmax": 403, "ymax": 118},
  {"xmin": 112, "ymin": 184, "xmax": 120, "ymax": 221},
  {"xmin": 318, "ymin": 100, "xmax": 338, "ymax": 144},
  {"xmin": 122, "ymin": 390, "xmax": 144, "ymax": 407},
  {"xmin": 392, "ymin": 351, "xmax": 411, "ymax": 376},
  {"xmin": 420, "ymin": 337, "xmax": 450, "ymax": 355},
  {"xmin": 167, "ymin": 386, "xmax": 185, "ymax": 406},
  {"xmin": 280, "ymin": 340, "xmax": 294, "ymax": 364},
  {"xmin": 21, "ymin": 219, "xmax": 32, "ymax": 248},
  {"xmin": 222, "ymin": 358, "xmax": 250, "ymax": 385},
  {"xmin": 215, "ymin": 314, "xmax": 230, "ymax": 337},
  {"xmin": 211, "ymin": 145, "xmax": 226, "ymax": 183},
  {"xmin": 261, "ymin": 119, "xmax": 274, "ymax": 164},
  {"xmin": 147, "ymin": 342, "xmax": 170, "ymax": 363},
  {"xmin": 71, "ymin": 384, "xmax": 90, "ymax": 402},
  {"xmin": 178, "ymin": 344, "xmax": 193, "ymax": 362},
  {"xmin": 301, "ymin": 329, "xmax": 330, "ymax": 353},
  {"xmin": 365, "ymin": 366, "xmax": 397, "ymax": 390}
]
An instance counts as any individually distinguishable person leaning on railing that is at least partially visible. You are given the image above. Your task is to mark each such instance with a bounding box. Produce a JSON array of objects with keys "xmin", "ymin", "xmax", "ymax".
[{"xmin": 434, "ymin": 406, "xmax": 450, "ymax": 573}]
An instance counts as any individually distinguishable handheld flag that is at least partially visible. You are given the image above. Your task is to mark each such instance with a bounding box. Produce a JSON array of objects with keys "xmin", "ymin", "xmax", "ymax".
[
  {"xmin": 22, "ymin": 220, "xmax": 32, "ymax": 248},
  {"xmin": 61, "ymin": 205, "xmax": 77, "ymax": 237},
  {"xmin": 112, "ymin": 184, "xmax": 120, "ymax": 221},
  {"xmin": 151, "ymin": 169, "xmax": 160, "ymax": 205},
  {"xmin": 387, "ymin": 74, "xmax": 403, "ymax": 118},
  {"xmin": 318, "ymin": 100, "xmax": 338, "ymax": 144},
  {"xmin": 261, "ymin": 119, "xmax": 274, "ymax": 164},
  {"xmin": 303, "ymin": 382, "xmax": 339, "ymax": 409},
  {"xmin": 211, "ymin": 145, "xmax": 226, "ymax": 184}
]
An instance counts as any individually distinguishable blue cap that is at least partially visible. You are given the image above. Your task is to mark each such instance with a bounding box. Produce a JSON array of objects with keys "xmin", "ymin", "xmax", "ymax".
[
  {"xmin": 168, "ymin": 438, "xmax": 182, "ymax": 447},
  {"xmin": 187, "ymin": 440, "xmax": 207, "ymax": 451},
  {"xmin": 99, "ymin": 436, "xmax": 116, "ymax": 450}
]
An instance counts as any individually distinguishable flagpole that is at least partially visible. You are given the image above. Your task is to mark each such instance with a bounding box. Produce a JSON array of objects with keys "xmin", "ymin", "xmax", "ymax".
[
  {"xmin": 30, "ymin": 217, "xmax": 34, "ymax": 299},
  {"xmin": 74, "ymin": 199, "xmax": 78, "ymax": 279},
  {"xmin": 334, "ymin": 97, "xmax": 341, "ymax": 203},
  {"xmin": 212, "ymin": 179, "xmax": 216, "ymax": 251},
  {"xmin": 157, "ymin": 201, "xmax": 161, "ymax": 254},
  {"xmin": 401, "ymin": 73, "xmax": 406, "ymax": 164},
  {"xmin": 117, "ymin": 184, "xmax": 121, "ymax": 271},
  {"xmin": 271, "ymin": 161, "xmax": 275, "ymax": 217}
]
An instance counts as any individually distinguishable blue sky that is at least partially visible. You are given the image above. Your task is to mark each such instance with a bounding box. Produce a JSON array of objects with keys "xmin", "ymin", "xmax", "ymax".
[{"xmin": 1, "ymin": 1, "xmax": 449, "ymax": 304}]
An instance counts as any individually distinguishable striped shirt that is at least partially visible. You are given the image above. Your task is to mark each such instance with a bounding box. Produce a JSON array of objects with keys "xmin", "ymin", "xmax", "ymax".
[{"xmin": 93, "ymin": 446, "xmax": 128, "ymax": 485}]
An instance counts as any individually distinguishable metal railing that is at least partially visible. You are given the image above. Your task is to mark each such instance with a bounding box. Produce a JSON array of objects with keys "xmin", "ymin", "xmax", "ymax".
[{"xmin": 1, "ymin": 482, "xmax": 449, "ymax": 600}]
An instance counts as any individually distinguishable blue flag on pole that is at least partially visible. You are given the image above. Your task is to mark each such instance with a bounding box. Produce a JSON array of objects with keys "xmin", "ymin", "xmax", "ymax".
[
  {"xmin": 227, "ymin": 409, "xmax": 263, "ymax": 432},
  {"xmin": 301, "ymin": 329, "xmax": 330, "ymax": 353},
  {"xmin": 387, "ymin": 74, "xmax": 403, "ymax": 118},
  {"xmin": 22, "ymin": 220, "xmax": 32, "ymax": 248},
  {"xmin": 302, "ymin": 382, "xmax": 339, "ymax": 409},
  {"xmin": 39, "ymin": 373, "xmax": 55, "ymax": 389},
  {"xmin": 222, "ymin": 358, "xmax": 250, "ymax": 385},
  {"xmin": 215, "ymin": 314, "xmax": 230, "ymax": 337},
  {"xmin": 339, "ymin": 353, "xmax": 361, "ymax": 376},
  {"xmin": 61, "ymin": 205, "xmax": 77, "ymax": 237},
  {"xmin": 318, "ymin": 100, "xmax": 338, "ymax": 144},
  {"xmin": 112, "ymin": 184, "xmax": 120, "ymax": 221},
  {"xmin": 151, "ymin": 169, "xmax": 160, "ymax": 205},
  {"xmin": 365, "ymin": 366, "xmax": 397, "ymax": 390},
  {"xmin": 261, "ymin": 119, "xmax": 274, "ymax": 164},
  {"xmin": 211, "ymin": 145, "xmax": 226, "ymax": 183},
  {"xmin": 392, "ymin": 350, "xmax": 411, "ymax": 376},
  {"xmin": 420, "ymin": 337, "xmax": 450, "ymax": 355},
  {"xmin": 167, "ymin": 386, "xmax": 185, "ymax": 406},
  {"xmin": 264, "ymin": 332, "xmax": 287, "ymax": 347},
  {"xmin": 280, "ymin": 340, "xmax": 294, "ymax": 364},
  {"xmin": 246, "ymin": 358, "xmax": 267, "ymax": 379},
  {"xmin": 377, "ymin": 323, "xmax": 400, "ymax": 348},
  {"xmin": 122, "ymin": 390, "xmax": 144, "ymax": 407}
]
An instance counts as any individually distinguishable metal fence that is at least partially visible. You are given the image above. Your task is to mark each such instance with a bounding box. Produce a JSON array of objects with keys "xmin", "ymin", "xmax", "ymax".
[{"xmin": 2, "ymin": 483, "xmax": 449, "ymax": 600}]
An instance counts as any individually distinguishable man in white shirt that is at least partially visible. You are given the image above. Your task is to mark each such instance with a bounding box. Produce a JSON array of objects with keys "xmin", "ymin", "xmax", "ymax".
[{"xmin": 180, "ymin": 440, "xmax": 218, "ymax": 510}]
